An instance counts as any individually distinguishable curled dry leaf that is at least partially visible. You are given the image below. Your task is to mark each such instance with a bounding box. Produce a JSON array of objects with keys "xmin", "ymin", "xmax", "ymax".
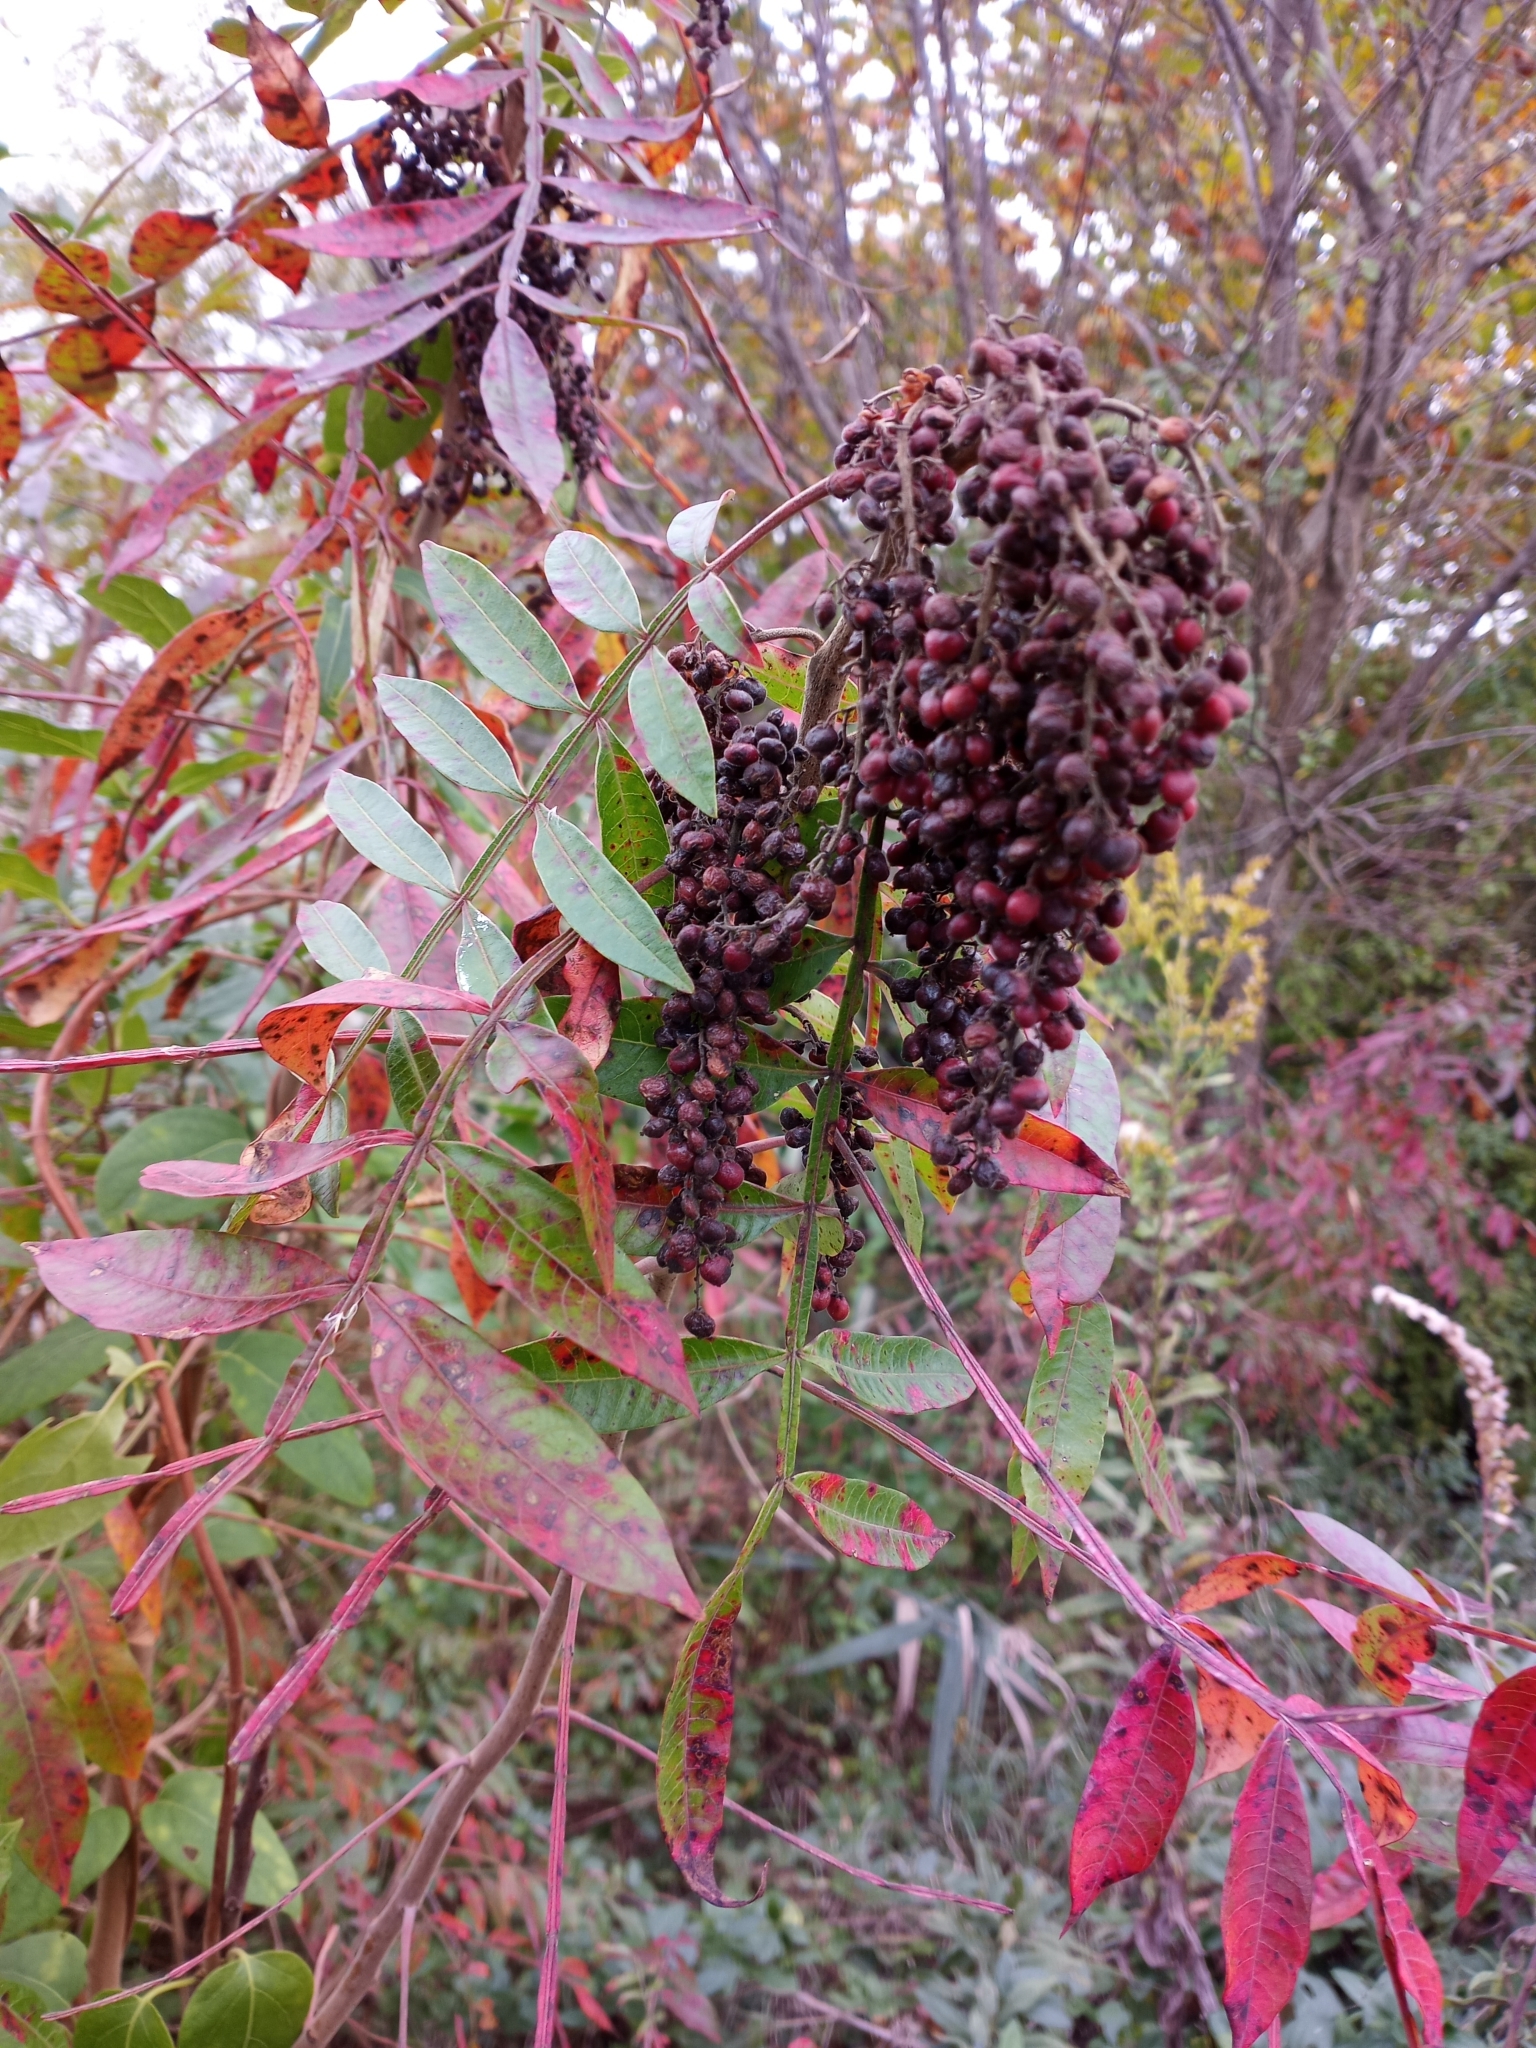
[
  {"xmin": 265, "ymin": 615, "xmax": 320, "ymax": 813},
  {"xmin": 1067, "ymin": 1644, "xmax": 1196, "ymax": 1921},
  {"xmin": 559, "ymin": 939, "xmax": 622, "ymax": 1069},
  {"xmin": 95, "ymin": 597, "xmax": 269, "ymax": 782},
  {"xmin": 128, "ymin": 209, "xmax": 220, "ymax": 281},
  {"xmin": 595, "ymin": 243, "xmax": 652, "ymax": 391},
  {"xmin": 245, "ymin": 9, "xmax": 330, "ymax": 150},
  {"xmin": 7, "ymin": 929, "xmax": 119, "ymax": 1028}
]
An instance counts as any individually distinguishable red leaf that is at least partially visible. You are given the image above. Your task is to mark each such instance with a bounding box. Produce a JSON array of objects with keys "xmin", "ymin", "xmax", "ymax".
[
  {"xmin": 290, "ymin": 150, "xmax": 349, "ymax": 211},
  {"xmin": 95, "ymin": 598, "xmax": 268, "ymax": 781},
  {"xmin": 257, "ymin": 973, "xmax": 489, "ymax": 1087},
  {"xmin": 367, "ymin": 1287, "xmax": 697, "ymax": 1611},
  {"xmin": 0, "ymin": 360, "xmax": 19, "ymax": 482},
  {"xmin": 0, "ymin": 1650, "xmax": 87, "ymax": 1897},
  {"xmin": 106, "ymin": 395, "xmax": 313, "ymax": 577},
  {"xmin": 1457, "ymin": 1666, "xmax": 1536, "ymax": 1914},
  {"xmin": 128, "ymin": 210, "xmax": 220, "ymax": 281},
  {"xmin": 560, "ymin": 939, "xmax": 621, "ymax": 1068},
  {"xmin": 657, "ymin": 1571, "xmax": 755, "ymax": 1905},
  {"xmin": 481, "ymin": 313, "xmax": 564, "ymax": 511},
  {"xmin": 747, "ymin": 551, "xmax": 828, "ymax": 631},
  {"xmin": 30, "ymin": 1229, "xmax": 339, "ymax": 1338},
  {"xmin": 1221, "ymin": 1726, "xmax": 1312, "ymax": 2048},
  {"xmin": 274, "ymin": 186, "xmax": 520, "ymax": 260},
  {"xmin": 230, "ymin": 193, "xmax": 311, "ymax": 294},
  {"xmin": 1311, "ymin": 1846, "xmax": 1370, "ymax": 1930},
  {"xmin": 1067, "ymin": 1644, "xmax": 1195, "ymax": 1921},
  {"xmin": 450, "ymin": 1219, "xmax": 500, "ymax": 1325},
  {"xmin": 1344, "ymin": 1805, "xmax": 1443, "ymax": 2044},
  {"xmin": 246, "ymin": 9, "xmax": 330, "ymax": 150},
  {"xmin": 138, "ymin": 1127, "xmax": 410, "ymax": 1199},
  {"xmin": 348, "ymin": 1052, "xmax": 393, "ymax": 1132},
  {"xmin": 861, "ymin": 1068, "xmax": 1127, "ymax": 1197},
  {"xmin": 1177, "ymin": 1552, "xmax": 1302, "ymax": 1613},
  {"xmin": 45, "ymin": 1569, "xmax": 154, "ymax": 1780},
  {"xmin": 491, "ymin": 1023, "xmax": 617, "ymax": 1291}
]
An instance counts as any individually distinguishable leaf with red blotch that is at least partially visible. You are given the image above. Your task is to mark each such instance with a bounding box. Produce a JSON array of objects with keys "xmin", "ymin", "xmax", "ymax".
[
  {"xmin": 481, "ymin": 313, "xmax": 564, "ymax": 511},
  {"xmin": 95, "ymin": 598, "xmax": 269, "ymax": 781},
  {"xmin": 245, "ymin": 10, "xmax": 329, "ymax": 149},
  {"xmin": 1343, "ymin": 1804, "xmax": 1444, "ymax": 2045},
  {"xmin": 348, "ymin": 1052, "xmax": 393, "ymax": 1133},
  {"xmin": 449, "ymin": 1219, "xmax": 499, "ymax": 1325},
  {"xmin": 138, "ymin": 1127, "xmax": 410, "ymax": 1199},
  {"xmin": 788, "ymin": 1471, "xmax": 950, "ymax": 1569},
  {"xmin": 0, "ymin": 360, "xmax": 19, "ymax": 481},
  {"xmin": 32, "ymin": 240, "xmax": 109, "ymax": 316},
  {"xmin": 1178, "ymin": 1552, "xmax": 1303, "ymax": 1613},
  {"xmin": 1457, "ymin": 1666, "xmax": 1536, "ymax": 1915},
  {"xmin": 1067, "ymin": 1644, "xmax": 1195, "ymax": 1921},
  {"xmin": 1353, "ymin": 1604, "xmax": 1437, "ymax": 1704},
  {"xmin": 1183, "ymin": 1620, "xmax": 1274, "ymax": 1786},
  {"xmin": 248, "ymin": 369, "xmax": 296, "ymax": 492},
  {"xmin": 367, "ymin": 1286, "xmax": 697, "ymax": 1612},
  {"xmin": 29, "ymin": 1230, "xmax": 339, "ymax": 1339},
  {"xmin": 128, "ymin": 209, "xmax": 219, "ymax": 281},
  {"xmin": 487, "ymin": 1024, "xmax": 617, "ymax": 1292},
  {"xmin": 273, "ymin": 186, "xmax": 519, "ymax": 261},
  {"xmin": 0, "ymin": 1650, "xmax": 87, "ymax": 1896},
  {"xmin": 45, "ymin": 325, "xmax": 117, "ymax": 413},
  {"xmin": 513, "ymin": 906, "xmax": 572, "ymax": 993},
  {"xmin": 657, "ymin": 1567, "xmax": 757, "ymax": 1905},
  {"xmin": 264, "ymin": 615, "xmax": 320, "ymax": 813},
  {"xmin": 45, "ymin": 1568, "xmax": 153, "ymax": 1780},
  {"xmin": 443, "ymin": 1143, "xmax": 693, "ymax": 1411},
  {"xmin": 1221, "ymin": 1726, "xmax": 1313, "ymax": 2048},
  {"xmin": 1111, "ymin": 1367, "xmax": 1184, "ymax": 1536},
  {"xmin": 862, "ymin": 1069, "xmax": 1128, "ymax": 1197},
  {"xmin": 560, "ymin": 939, "xmax": 621, "ymax": 1068},
  {"xmin": 107, "ymin": 395, "xmax": 312, "ymax": 577},
  {"xmin": 256, "ymin": 973, "xmax": 489, "ymax": 1088},
  {"xmin": 230, "ymin": 193, "xmax": 310, "ymax": 293},
  {"xmin": 290, "ymin": 150, "xmax": 348, "ymax": 212},
  {"xmin": 98, "ymin": 307, "xmax": 153, "ymax": 368},
  {"xmin": 748, "ymin": 550, "xmax": 828, "ymax": 632}
]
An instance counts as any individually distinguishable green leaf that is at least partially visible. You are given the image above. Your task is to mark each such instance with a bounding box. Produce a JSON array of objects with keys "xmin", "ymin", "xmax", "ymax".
[
  {"xmin": 872, "ymin": 1137, "xmax": 923, "ymax": 1256},
  {"xmin": 627, "ymin": 648, "xmax": 717, "ymax": 815},
  {"xmin": 421, "ymin": 542, "xmax": 574, "ymax": 709},
  {"xmin": 95, "ymin": 1107, "xmax": 248, "ymax": 1231},
  {"xmin": 0, "ymin": 1932, "xmax": 85, "ymax": 2011},
  {"xmin": 1111, "ymin": 1368, "xmax": 1184, "ymax": 1537},
  {"xmin": 770, "ymin": 929, "xmax": 847, "ymax": 1007},
  {"xmin": 165, "ymin": 750, "xmax": 270, "ymax": 798},
  {"xmin": 1010, "ymin": 1299, "xmax": 1114, "ymax": 1596},
  {"xmin": 595, "ymin": 733, "xmax": 671, "ymax": 905},
  {"xmin": 543, "ymin": 530, "xmax": 642, "ymax": 633},
  {"xmin": 315, "ymin": 590, "xmax": 351, "ymax": 720},
  {"xmin": 514, "ymin": 1334, "xmax": 780, "ymax": 1432},
  {"xmin": 69, "ymin": 1802, "xmax": 129, "ymax": 1895},
  {"xmin": 216, "ymin": 1331, "xmax": 374, "ymax": 1507},
  {"xmin": 375, "ymin": 674, "xmax": 523, "ymax": 797},
  {"xmin": 74, "ymin": 1989, "xmax": 176, "ymax": 2048},
  {"xmin": 322, "ymin": 317, "xmax": 448, "ymax": 471},
  {"xmin": 141, "ymin": 1772, "xmax": 297, "ymax": 1909},
  {"xmin": 177, "ymin": 1949, "xmax": 313, "ymax": 2048},
  {"xmin": 385, "ymin": 1012, "xmax": 439, "ymax": 1122},
  {"xmin": 86, "ymin": 575, "xmax": 193, "ymax": 649},
  {"xmin": 325, "ymin": 772, "xmax": 456, "ymax": 896},
  {"xmin": 590, "ymin": 998, "xmax": 811, "ymax": 1108},
  {"xmin": 788, "ymin": 1471, "xmax": 950, "ymax": 1569},
  {"xmin": 368, "ymin": 1287, "xmax": 697, "ymax": 1611},
  {"xmin": 533, "ymin": 808, "xmax": 691, "ymax": 992},
  {"xmin": 0, "ymin": 1412, "xmax": 148, "ymax": 1570},
  {"xmin": 807, "ymin": 1330, "xmax": 970, "ymax": 1413},
  {"xmin": 690, "ymin": 572, "xmax": 746, "ymax": 655},
  {"xmin": 0, "ymin": 856, "xmax": 59, "ymax": 906},
  {"xmin": 0, "ymin": 714, "xmax": 102, "ymax": 761},
  {"xmin": 205, "ymin": 1496, "xmax": 276, "ymax": 1563},
  {"xmin": 666, "ymin": 496, "xmax": 727, "ymax": 567},
  {"xmin": 296, "ymin": 899, "xmax": 390, "ymax": 980},
  {"xmin": 455, "ymin": 907, "xmax": 517, "ymax": 1002}
]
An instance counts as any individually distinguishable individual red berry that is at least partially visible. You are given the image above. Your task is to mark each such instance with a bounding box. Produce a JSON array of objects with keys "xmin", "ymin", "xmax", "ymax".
[
  {"xmin": 1213, "ymin": 580, "xmax": 1251, "ymax": 614},
  {"xmin": 1171, "ymin": 617, "xmax": 1205, "ymax": 657}
]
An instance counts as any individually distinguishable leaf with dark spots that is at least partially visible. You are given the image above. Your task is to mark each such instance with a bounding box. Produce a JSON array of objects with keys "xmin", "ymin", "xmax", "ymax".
[
  {"xmin": 788, "ymin": 1471, "xmax": 950, "ymax": 1569},
  {"xmin": 30, "ymin": 1230, "xmax": 339, "ymax": 1338},
  {"xmin": 257, "ymin": 973, "xmax": 488, "ymax": 1087},
  {"xmin": 245, "ymin": 11, "xmax": 329, "ymax": 150},
  {"xmin": 229, "ymin": 194, "xmax": 310, "ymax": 294},
  {"xmin": 1221, "ymin": 1727, "xmax": 1313, "ymax": 2048},
  {"xmin": 290, "ymin": 151, "xmax": 349, "ymax": 211},
  {"xmin": 32, "ymin": 239, "xmax": 109, "ymax": 315},
  {"xmin": 46, "ymin": 325, "xmax": 118, "ymax": 412},
  {"xmin": 1457, "ymin": 1666, "xmax": 1536, "ymax": 1914},
  {"xmin": 1183, "ymin": 1621, "xmax": 1273, "ymax": 1786},
  {"xmin": 862, "ymin": 1069, "xmax": 1128, "ymax": 1197},
  {"xmin": 138, "ymin": 1127, "xmax": 410, "ymax": 1199},
  {"xmin": 1068, "ymin": 1645, "xmax": 1195, "ymax": 1921},
  {"xmin": 657, "ymin": 1569, "xmax": 758, "ymax": 1905},
  {"xmin": 441, "ymin": 1142, "xmax": 691, "ymax": 1410},
  {"xmin": 485, "ymin": 1024, "xmax": 617, "ymax": 1291},
  {"xmin": 96, "ymin": 598, "xmax": 270, "ymax": 783},
  {"xmin": 1177, "ymin": 1552, "xmax": 1303, "ymax": 1613},
  {"xmin": 107, "ymin": 396, "xmax": 312, "ymax": 576},
  {"xmin": 128, "ymin": 210, "xmax": 220, "ymax": 281},
  {"xmin": 0, "ymin": 1650, "xmax": 87, "ymax": 1896},
  {"xmin": 45, "ymin": 1569, "xmax": 153, "ymax": 1781},
  {"xmin": 366, "ymin": 1287, "xmax": 696, "ymax": 1612},
  {"xmin": 1352, "ymin": 1604, "xmax": 1437, "ymax": 1704}
]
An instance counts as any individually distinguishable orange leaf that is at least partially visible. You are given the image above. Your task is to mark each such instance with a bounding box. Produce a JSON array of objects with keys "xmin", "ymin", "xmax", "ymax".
[
  {"xmin": 45, "ymin": 326, "xmax": 117, "ymax": 414},
  {"xmin": 1177, "ymin": 1551, "xmax": 1302, "ymax": 1613},
  {"xmin": 20, "ymin": 832, "xmax": 62, "ymax": 877},
  {"xmin": 257, "ymin": 974, "xmax": 488, "ymax": 1087},
  {"xmin": 163, "ymin": 948, "xmax": 212, "ymax": 1022},
  {"xmin": 103, "ymin": 1502, "xmax": 163, "ymax": 1634},
  {"xmin": 128, "ymin": 210, "xmax": 220, "ymax": 282},
  {"xmin": 246, "ymin": 10, "xmax": 330, "ymax": 151},
  {"xmin": 450, "ymin": 1219, "xmax": 500, "ymax": 1325},
  {"xmin": 595, "ymin": 243, "xmax": 651, "ymax": 390},
  {"xmin": 264, "ymin": 617, "xmax": 320, "ymax": 813},
  {"xmin": 32, "ymin": 241, "xmax": 109, "ymax": 317},
  {"xmin": 7, "ymin": 930, "xmax": 119, "ymax": 1028},
  {"xmin": 0, "ymin": 359, "xmax": 20, "ymax": 481},
  {"xmin": 639, "ymin": 66, "xmax": 704, "ymax": 178},
  {"xmin": 351, "ymin": 122, "xmax": 396, "ymax": 206},
  {"xmin": 45, "ymin": 1569, "xmax": 154, "ymax": 1781},
  {"xmin": 291, "ymin": 150, "xmax": 349, "ymax": 211},
  {"xmin": 231, "ymin": 194, "xmax": 310, "ymax": 293},
  {"xmin": 95, "ymin": 598, "xmax": 268, "ymax": 783},
  {"xmin": 88, "ymin": 817, "xmax": 125, "ymax": 896},
  {"xmin": 348, "ymin": 1051, "xmax": 393, "ymax": 1132},
  {"xmin": 560, "ymin": 938, "xmax": 621, "ymax": 1068},
  {"xmin": 98, "ymin": 303, "xmax": 154, "ymax": 369}
]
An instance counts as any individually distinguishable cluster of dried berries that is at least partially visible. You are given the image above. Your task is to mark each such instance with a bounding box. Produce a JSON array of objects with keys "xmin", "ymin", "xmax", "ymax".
[
  {"xmin": 685, "ymin": 0, "xmax": 734, "ymax": 71},
  {"xmin": 352, "ymin": 94, "xmax": 602, "ymax": 526},
  {"xmin": 815, "ymin": 330, "xmax": 1250, "ymax": 1191}
]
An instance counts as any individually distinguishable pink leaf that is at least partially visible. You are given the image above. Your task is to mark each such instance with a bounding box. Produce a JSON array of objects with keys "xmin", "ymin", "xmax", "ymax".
[
  {"xmin": 480, "ymin": 314, "xmax": 565, "ymax": 512},
  {"xmin": 106, "ymin": 393, "xmax": 315, "ymax": 577},
  {"xmin": 1023, "ymin": 1196, "xmax": 1122, "ymax": 1343},
  {"xmin": 274, "ymin": 186, "xmax": 521, "ymax": 259},
  {"xmin": 138, "ymin": 1127, "xmax": 411, "ymax": 1199},
  {"xmin": 861, "ymin": 1069, "xmax": 1127, "ymax": 1197},
  {"xmin": 1221, "ymin": 1727, "xmax": 1313, "ymax": 2048},
  {"xmin": 1457, "ymin": 1666, "xmax": 1536, "ymax": 1915},
  {"xmin": 1286, "ymin": 1505, "xmax": 1432, "ymax": 1611},
  {"xmin": 31, "ymin": 1230, "xmax": 339, "ymax": 1337},
  {"xmin": 1067, "ymin": 1644, "xmax": 1195, "ymax": 1921},
  {"xmin": 333, "ymin": 70, "xmax": 519, "ymax": 109},
  {"xmin": 748, "ymin": 551, "xmax": 828, "ymax": 631},
  {"xmin": 293, "ymin": 290, "xmax": 482, "ymax": 392},
  {"xmin": 257, "ymin": 972, "xmax": 489, "ymax": 1087}
]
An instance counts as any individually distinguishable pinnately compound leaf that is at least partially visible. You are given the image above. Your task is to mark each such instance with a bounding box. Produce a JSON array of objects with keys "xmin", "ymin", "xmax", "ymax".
[
  {"xmin": 543, "ymin": 530, "xmax": 643, "ymax": 633},
  {"xmin": 421, "ymin": 542, "xmax": 574, "ymax": 708},
  {"xmin": 627, "ymin": 647, "xmax": 717, "ymax": 815},
  {"xmin": 325, "ymin": 772, "xmax": 456, "ymax": 896},
  {"xmin": 375, "ymin": 674, "xmax": 523, "ymax": 797},
  {"xmin": 1221, "ymin": 1726, "xmax": 1313, "ymax": 2048},
  {"xmin": 533, "ymin": 808, "xmax": 692, "ymax": 992},
  {"xmin": 1068, "ymin": 1644, "xmax": 1195, "ymax": 1921},
  {"xmin": 788, "ymin": 1472, "xmax": 950, "ymax": 1569},
  {"xmin": 1457, "ymin": 1667, "xmax": 1536, "ymax": 1915}
]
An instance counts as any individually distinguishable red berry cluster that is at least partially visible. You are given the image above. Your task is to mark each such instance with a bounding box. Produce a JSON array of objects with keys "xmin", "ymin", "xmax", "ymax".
[{"xmin": 819, "ymin": 330, "xmax": 1251, "ymax": 1190}]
